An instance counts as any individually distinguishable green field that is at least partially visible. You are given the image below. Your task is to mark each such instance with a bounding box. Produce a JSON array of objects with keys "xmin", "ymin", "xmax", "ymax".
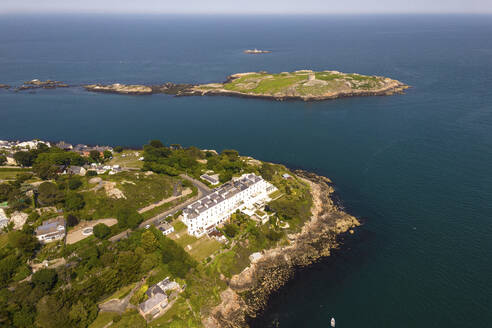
[
  {"xmin": 107, "ymin": 150, "xmax": 144, "ymax": 169},
  {"xmin": 215, "ymin": 70, "xmax": 388, "ymax": 96}
]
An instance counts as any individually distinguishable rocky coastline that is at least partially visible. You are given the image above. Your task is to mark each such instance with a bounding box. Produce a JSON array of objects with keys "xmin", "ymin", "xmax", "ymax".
[
  {"xmin": 202, "ymin": 170, "xmax": 360, "ymax": 328},
  {"xmin": 5, "ymin": 70, "xmax": 408, "ymax": 102}
]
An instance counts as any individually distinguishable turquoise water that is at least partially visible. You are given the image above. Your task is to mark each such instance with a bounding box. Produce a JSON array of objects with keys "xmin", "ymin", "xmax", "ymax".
[{"xmin": 1, "ymin": 14, "xmax": 491, "ymax": 327}]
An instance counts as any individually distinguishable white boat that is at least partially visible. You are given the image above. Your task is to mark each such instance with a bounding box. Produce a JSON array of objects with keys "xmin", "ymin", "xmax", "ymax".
[{"xmin": 330, "ymin": 317, "xmax": 335, "ymax": 327}]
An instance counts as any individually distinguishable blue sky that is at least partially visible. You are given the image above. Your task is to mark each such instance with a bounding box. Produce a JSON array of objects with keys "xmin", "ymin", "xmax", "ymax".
[{"xmin": 1, "ymin": 0, "xmax": 491, "ymax": 14}]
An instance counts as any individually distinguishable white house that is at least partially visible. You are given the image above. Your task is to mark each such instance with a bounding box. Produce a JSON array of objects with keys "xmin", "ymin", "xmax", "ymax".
[
  {"xmin": 182, "ymin": 174, "xmax": 277, "ymax": 237},
  {"xmin": 157, "ymin": 222, "xmax": 174, "ymax": 235},
  {"xmin": 35, "ymin": 217, "xmax": 66, "ymax": 243},
  {"xmin": 0, "ymin": 209, "xmax": 9, "ymax": 229},
  {"xmin": 200, "ymin": 173, "xmax": 219, "ymax": 185}
]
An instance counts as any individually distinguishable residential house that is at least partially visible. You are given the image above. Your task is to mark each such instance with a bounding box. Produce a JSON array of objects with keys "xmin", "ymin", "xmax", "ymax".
[
  {"xmin": 35, "ymin": 217, "xmax": 66, "ymax": 243},
  {"xmin": 138, "ymin": 277, "xmax": 179, "ymax": 319},
  {"xmin": 157, "ymin": 222, "xmax": 174, "ymax": 235},
  {"xmin": 200, "ymin": 173, "xmax": 219, "ymax": 185},
  {"xmin": 66, "ymin": 166, "xmax": 87, "ymax": 176},
  {"xmin": 55, "ymin": 141, "xmax": 73, "ymax": 151}
]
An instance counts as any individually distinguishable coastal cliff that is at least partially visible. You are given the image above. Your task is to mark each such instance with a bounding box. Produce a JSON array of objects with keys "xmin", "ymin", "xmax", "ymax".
[{"xmin": 203, "ymin": 170, "xmax": 360, "ymax": 328}]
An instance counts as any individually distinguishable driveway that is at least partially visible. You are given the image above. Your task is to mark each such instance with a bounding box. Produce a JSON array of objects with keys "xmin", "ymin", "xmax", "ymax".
[{"xmin": 66, "ymin": 218, "xmax": 118, "ymax": 244}]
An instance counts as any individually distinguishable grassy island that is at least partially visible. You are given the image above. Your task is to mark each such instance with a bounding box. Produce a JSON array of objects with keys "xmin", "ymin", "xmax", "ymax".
[{"xmin": 192, "ymin": 69, "xmax": 409, "ymax": 101}]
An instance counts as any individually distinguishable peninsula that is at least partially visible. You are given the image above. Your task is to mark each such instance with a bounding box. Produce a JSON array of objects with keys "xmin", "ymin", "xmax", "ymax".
[
  {"xmin": 82, "ymin": 69, "xmax": 409, "ymax": 101},
  {"xmin": 0, "ymin": 138, "xmax": 359, "ymax": 328}
]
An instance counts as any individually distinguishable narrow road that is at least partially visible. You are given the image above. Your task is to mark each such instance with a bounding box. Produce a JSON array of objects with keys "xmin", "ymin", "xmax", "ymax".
[{"xmin": 138, "ymin": 174, "xmax": 212, "ymax": 229}]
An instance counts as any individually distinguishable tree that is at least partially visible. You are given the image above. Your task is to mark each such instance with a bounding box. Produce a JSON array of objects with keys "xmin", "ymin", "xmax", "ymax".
[
  {"xmin": 141, "ymin": 230, "xmax": 158, "ymax": 252},
  {"xmin": 86, "ymin": 170, "xmax": 97, "ymax": 177},
  {"xmin": 113, "ymin": 146, "xmax": 124, "ymax": 153},
  {"xmin": 64, "ymin": 192, "xmax": 85, "ymax": 211},
  {"xmin": 37, "ymin": 182, "xmax": 64, "ymax": 206},
  {"xmin": 103, "ymin": 150, "xmax": 112, "ymax": 159},
  {"xmin": 149, "ymin": 140, "xmax": 164, "ymax": 148},
  {"xmin": 222, "ymin": 223, "xmax": 239, "ymax": 238},
  {"xmin": 259, "ymin": 163, "xmax": 276, "ymax": 181},
  {"xmin": 8, "ymin": 231, "xmax": 39, "ymax": 255},
  {"xmin": 0, "ymin": 155, "xmax": 6, "ymax": 166},
  {"xmin": 116, "ymin": 208, "xmax": 142, "ymax": 229},
  {"xmin": 89, "ymin": 150, "xmax": 100, "ymax": 162},
  {"xmin": 222, "ymin": 149, "xmax": 239, "ymax": 158},
  {"xmin": 93, "ymin": 223, "xmax": 110, "ymax": 239},
  {"xmin": 33, "ymin": 162, "xmax": 58, "ymax": 180},
  {"xmin": 67, "ymin": 178, "xmax": 82, "ymax": 190},
  {"xmin": 13, "ymin": 151, "xmax": 35, "ymax": 167},
  {"xmin": 219, "ymin": 171, "xmax": 232, "ymax": 183},
  {"xmin": 32, "ymin": 269, "xmax": 57, "ymax": 291},
  {"xmin": 0, "ymin": 183, "xmax": 13, "ymax": 202},
  {"xmin": 66, "ymin": 214, "xmax": 79, "ymax": 227},
  {"xmin": 36, "ymin": 295, "xmax": 70, "ymax": 328}
]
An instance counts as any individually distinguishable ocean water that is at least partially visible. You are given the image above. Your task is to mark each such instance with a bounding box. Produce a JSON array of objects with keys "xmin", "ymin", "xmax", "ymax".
[{"xmin": 1, "ymin": 14, "xmax": 491, "ymax": 328}]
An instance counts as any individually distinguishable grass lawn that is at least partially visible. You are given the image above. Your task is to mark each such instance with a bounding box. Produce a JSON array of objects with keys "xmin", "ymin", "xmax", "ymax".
[
  {"xmin": 0, "ymin": 234, "xmax": 9, "ymax": 248},
  {"xmin": 88, "ymin": 312, "xmax": 115, "ymax": 328},
  {"xmin": 107, "ymin": 150, "xmax": 144, "ymax": 169},
  {"xmin": 100, "ymin": 282, "xmax": 136, "ymax": 303},
  {"xmin": 173, "ymin": 233, "xmax": 198, "ymax": 248},
  {"xmin": 0, "ymin": 168, "xmax": 32, "ymax": 180},
  {"xmin": 187, "ymin": 238, "xmax": 222, "ymax": 261},
  {"xmin": 149, "ymin": 297, "xmax": 201, "ymax": 328}
]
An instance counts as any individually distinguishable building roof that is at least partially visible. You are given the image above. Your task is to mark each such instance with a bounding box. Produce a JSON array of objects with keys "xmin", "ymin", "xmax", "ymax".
[
  {"xmin": 184, "ymin": 174, "xmax": 264, "ymax": 220},
  {"xmin": 35, "ymin": 217, "xmax": 65, "ymax": 236},
  {"xmin": 139, "ymin": 292, "xmax": 167, "ymax": 314},
  {"xmin": 157, "ymin": 222, "xmax": 173, "ymax": 232}
]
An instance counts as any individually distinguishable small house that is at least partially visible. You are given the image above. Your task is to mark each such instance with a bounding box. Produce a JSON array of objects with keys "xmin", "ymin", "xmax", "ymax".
[
  {"xmin": 35, "ymin": 217, "xmax": 66, "ymax": 243},
  {"xmin": 157, "ymin": 222, "xmax": 174, "ymax": 236},
  {"xmin": 200, "ymin": 174, "xmax": 219, "ymax": 185}
]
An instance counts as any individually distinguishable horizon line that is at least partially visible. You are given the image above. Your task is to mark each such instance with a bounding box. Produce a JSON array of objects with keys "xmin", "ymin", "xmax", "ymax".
[{"xmin": 1, "ymin": 11, "xmax": 492, "ymax": 15}]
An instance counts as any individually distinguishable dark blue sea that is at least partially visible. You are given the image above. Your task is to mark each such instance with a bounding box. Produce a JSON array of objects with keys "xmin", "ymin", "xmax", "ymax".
[{"xmin": 1, "ymin": 14, "xmax": 491, "ymax": 328}]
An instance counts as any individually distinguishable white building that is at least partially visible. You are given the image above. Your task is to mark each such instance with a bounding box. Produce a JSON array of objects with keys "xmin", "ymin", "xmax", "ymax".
[
  {"xmin": 157, "ymin": 221, "xmax": 174, "ymax": 235},
  {"xmin": 182, "ymin": 174, "xmax": 277, "ymax": 237}
]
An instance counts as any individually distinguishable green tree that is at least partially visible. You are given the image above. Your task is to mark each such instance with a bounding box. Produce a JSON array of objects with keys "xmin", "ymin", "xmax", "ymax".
[
  {"xmin": 66, "ymin": 214, "xmax": 79, "ymax": 227},
  {"xmin": 8, "ymin": 230, "xmax": 39, "ymax": 255},
  {"xmin": 36, "ymin": 295, "xmax": 70, "ymax": 328},
  {"xmin": 149, "ymin": 140, "xmax": 164, "ymax": 148},
  {"xmin": 93, "ymin": 223, "xmax": 110, "ymax": 239},
  {"xmin": 67, "ymin": 178, "xmax": 82, "ymax": 190},
  {"xmin": 37, "ymin": 182, "xmax": 64, "ymax": 206},
  {"xmin": 13, "ymin": 151, "xmax": 35, "ymax": 167},
  {"xmin": 222, "ymin": 149, "xmax": 239, "ymax": 158},
  {"xmin": 116, "ymin": 208, "xmax": 142, "ymax": 229},
  {"xmin": 32, "ymin": 269, "xmax": 57, "ymax": 291},
  {"xmin": 64, "ymin": 192, "xmax": 85, "ymax": 211},
  {"xmin": 113, "ymin": 146, "xmax": 124, "ymax": 153},
  {"xmin": 141, "ymin": 230, "xmax": 158, "ymax": 252},
  {"xmin": 89, "ymin": 150, "xmax": 100, "ymax": 162},
  {"xmin": 32, "ymin": 162, "xmax": 58, "ymax": 180},
  {"xmin": 0, "ymin": 155, "xmax": 6, "ymax": 166},
  {"xmin": 219, "ymin": 171, "xmax": 232, "ymax": 183},
  {"xmin": 0, "ymin": 183, "xmax": 13, "ymax": 202},
  {"xmin": 222, "ymin": 223, "xmax": 239, "ymax": 238},
  {"xmin": 103, "ymin": 150, "xmax": 112, "ymax": 159},
  {"xmin": 259, "ymin": 163, "xmax": 276, "ymax": 181}
]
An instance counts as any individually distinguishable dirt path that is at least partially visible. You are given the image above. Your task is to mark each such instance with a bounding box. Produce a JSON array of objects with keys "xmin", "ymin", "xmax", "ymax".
[
  {"xmin": 138, "ymin": 188, "xmax": 192, "ymax": 214},
  {"xmin": 66, "ymin": 218, "xmax": 117, "ymax": 244}
]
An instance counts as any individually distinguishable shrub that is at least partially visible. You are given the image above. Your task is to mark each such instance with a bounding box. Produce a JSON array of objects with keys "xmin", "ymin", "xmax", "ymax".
[
  {"xmin": 64, "ymin": 192, "xmax": 85, "ymax": 211},
  {"xmin": 113, "ymin": 146, "xmax": 124, "ymax": 153},
  {"xmin": 93, "ymin": 223, "xmax": 111, "ymax": 239},
  {"xmin": 32, "ymin": 268, "xmax": 57, "ymax": 291},
  {"xmin": 67, "ymin": 178, "xmax": 82, "ymax": 190},
  {"xmin": 66, "ymin": 214, "xmax": 79, "ymax": 227},
  {"xmin": 86, "ymin": 170, "xmax": 97, "ymax": 177}
]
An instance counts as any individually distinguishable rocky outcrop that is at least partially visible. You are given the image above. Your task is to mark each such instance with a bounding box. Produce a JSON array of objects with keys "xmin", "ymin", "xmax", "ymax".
[
  {"xmin": 10, "ymin": 211, "xmax": 28, "ymax": 230},
  {"xmin": 203, "ymin": 170, "xmax": 360, "ymax": 328},
  {"xmin": 84, "ymin": 83, "xmax": 153, "ymax": 95},
  {"xmin": 17, "ymin": 79, "xmax": 69, "ymax": 90}
]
